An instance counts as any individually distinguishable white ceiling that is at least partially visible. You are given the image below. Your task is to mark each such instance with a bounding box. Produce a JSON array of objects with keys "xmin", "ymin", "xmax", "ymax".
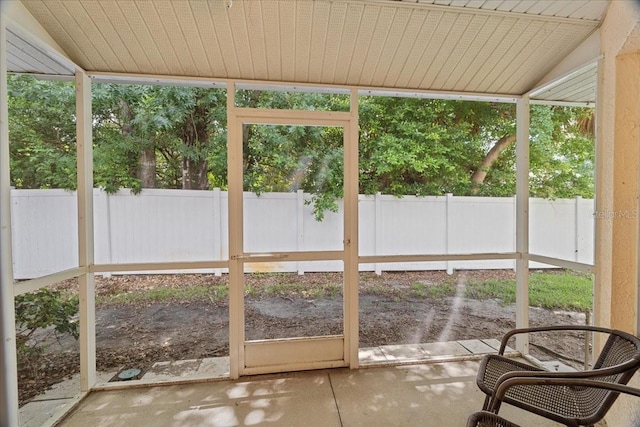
[{"xmin": 6, "ymin": 0, "xmax": 609, "ymax": 103}]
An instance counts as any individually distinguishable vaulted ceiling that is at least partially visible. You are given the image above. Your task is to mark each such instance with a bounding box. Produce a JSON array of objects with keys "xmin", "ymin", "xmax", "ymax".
[{"xmin": 6, "ymin": 0, "xmax": 609, "ymax": 103}]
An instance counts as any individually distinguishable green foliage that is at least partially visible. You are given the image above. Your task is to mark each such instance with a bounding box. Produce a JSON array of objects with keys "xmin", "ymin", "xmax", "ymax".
[
  {"xmin": 97, "ymin": 284, "xmax": 228, "ymax": 305},
  {"xmin": 465, "ymin": 272, "xmax": 593, "ymax": 312},
  {"xmin": 8, "ymin": 75, "xmax": 78, "ymax": 189},
  {"xmin": 14, "ymin": 289, "xmax": 79, "ymax": 356},
  {"xmin": 8, "ymin": 75, "xmax": 594, "ymax": 219},
  {"xmin": 359, "ymin": 98, "xmax": 505, "ymax": 197},
  {"xmin": 464, "ymin": 279, "xmax": 516, "ymax": 303}
]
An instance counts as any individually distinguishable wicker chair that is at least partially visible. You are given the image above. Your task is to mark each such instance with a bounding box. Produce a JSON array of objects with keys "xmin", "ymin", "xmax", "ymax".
[
  {"xmin": 466, "ymin": 379, "xmax": 640, "ymax": 427},
  {"xmin": 466, "ymin": 410, "xmax": 522, "ymax": 427},
  {"xmin": 475, "ymin": 326, "xmax": 640, "ymax": 427}
]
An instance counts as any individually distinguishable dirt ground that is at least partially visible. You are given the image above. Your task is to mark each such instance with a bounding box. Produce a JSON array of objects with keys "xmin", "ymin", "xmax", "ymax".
[{"xmin": 18, "ymin": 270, "xmax": 589, "ymax": 405}]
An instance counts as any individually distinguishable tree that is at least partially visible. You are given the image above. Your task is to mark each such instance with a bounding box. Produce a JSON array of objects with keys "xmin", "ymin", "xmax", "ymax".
[
  {"xmin": 159, "ymin": 87, "xmax": 227, "ymax": 190},
  {"xmin": 358, "ymin": 97, "xmax": 517, "ymax": 197},
  {"xmin": 8, "ymin": 76, "xmax": 594, "ymax": 212},
  {"xmin": 7, "ymin": 75, "xmax": 77, "ymax": 190},
  {"xmin": 238, "ymin": 90, "xmax": 347, "ymax": 218},
  {"xmin": 92, "ymin": 84, "xmax": 162, "ymax": 192}
]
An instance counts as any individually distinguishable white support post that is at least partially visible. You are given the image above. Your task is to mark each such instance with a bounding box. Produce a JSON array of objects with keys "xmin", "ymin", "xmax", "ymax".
[
  {"xmin": 515, "ymin": 96, "xmax": 530, "ymax": 354},
  {"xmin": 345, "ymin": 88, "xmax": 359, "ymax": 368},
  {"xmin": 227, "ymin": 82, "xmax": 243, "ymax": 378},
  {"xmin": 446, "ymin": 193, "xmax": 453, "ymax": 275},
  {"xmin": 76, "ymin": 71, "xmax": 96, "ymax": 391},
  {"xmin": 297, "ymin": 189, "xmax": 304, "ymax": 275},
  {"xmin": 374, "ymin": 192, "xmax": 382, "ymax": 275},
  {"xmin": 593, "ymin": 58, "xmax": 603, "ymax": 335},
  {"xmin": 575, "ymin": 196, "xmax": 582, "ymax": 263},
  {"xmin": 103, "ymin": 190, "xmax": 113, "ymax": 277},
  {"xmin": 0, "ymin": 13, "xmax": 20, "ymax": 427},
  {"xmin": 213, "ymin": 187, "xmax": 222, "ymax": 277}
]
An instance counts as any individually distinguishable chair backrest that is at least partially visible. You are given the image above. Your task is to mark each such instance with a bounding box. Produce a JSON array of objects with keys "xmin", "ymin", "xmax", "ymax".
[
  {"xmin": 593, "ymin": 331, "xmax": 640, "ymax": 372},
  {"xmin": 577, "ymin": 330, "xmax": 640, "ymax": 422},
  {"xmin": 486, "ymin": 380, "xmax": 640, "ymax": 427}
]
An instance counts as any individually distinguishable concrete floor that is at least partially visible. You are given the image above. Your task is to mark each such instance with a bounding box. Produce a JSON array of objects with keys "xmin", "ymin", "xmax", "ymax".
[{"xmin": 54, "ymin": 360, "xmax": 562, "ymax": 427}]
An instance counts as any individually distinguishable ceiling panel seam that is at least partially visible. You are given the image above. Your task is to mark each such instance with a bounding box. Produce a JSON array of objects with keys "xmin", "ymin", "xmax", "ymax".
[
  {"xmin": 442, "ymin": 13, "xmax": 491, "ymax": 90},
  {"xmin": 498, "ymin": 20, "xmax": 565, "ymax": 93},
  {"xmin": 362, "ymin": 0, "xmax": 603, "ymax": 24},
  {"xmin": 414, "ymin": 11, "xmax": 461, "ymax": 88},
  {"xmin": 211, "ymin": 2, "xmax": 238, "ymax": 77},
  {"xmin": 86, "ymin": 1, "xmax": 138, "ymax": 72},
  {"xmin": 191, "ymin": 1, "xmax": 227, "ymax": 77},
  {"xmin": 244, "ymin": 0, "xmax": 268, "ymax": 80},
  {"xmin": 325, "ymin": 2, "xmax": 348, "ymax": 84},
  {"xmin": 363, "ymin": 5, "xmax": 398, "ymax": 86},
  {"xmin": 346, "ymin": 5, "xmax": 380, "ymax": 84},
  {"xmin": 481, "ymin": 18, "xmax": 546, "ymax": 92},
  {"xmin": 308, "ymin": 1, "xmax": 331, "ymax": 83},
  {"xmin": 339, "ymin": 3, "xmax": 365, "ymax": 85},
  {"xmin": 295, "ymin": 1, "xmax": 312, "ymax": 82},
  {"xmin": 397, "ymin": 10, "xmax": 443, "ymax": 88},
  {"xmin": 463, "ymin": 16, "xmax": 522, "ymax": 92},
  {"xmin": 165, "ymin": 2, "xmax": 199, "ymax": 76},
  {"xmin": 67, "ymin": 1, "xmax": 124, "ymax": 72},
  {"xmin": 429, "ymin": 12, "xmax": 478, "ymax": 89},
  {"xmin": 8, "ymin": 35, "xmax": 67, "ymax": 74},
  {"xmin": 266, "ymin": 0, "xmax": 282, "ymax": 81},
  {"xmin": 383, "ymin": 8, "xmax": 428, "ymax": 87},
  {"xmin": 127, "ymin": 1, "xmax": 170, "ymax": 75},
  {"xmin": 373, "ymin": 6, "xmax": 411, "ymax": 87},
  {"xmin": 183, "ymin": 1, "xmax": 216, "ymax": 78},
  {"xmin": 106, "ymin": 2, "xmax": 153, "ymax": 73},
  {"xmin": 37, "ymin": 1, "xmax": 94, "ymax": 71},
  {"xmin": 512, "ymin": 25, "xmax": 597, "ymax": 94},
  {"xmin": 136, "ymin": 2, "xmax": 186, "ymax": 76}
]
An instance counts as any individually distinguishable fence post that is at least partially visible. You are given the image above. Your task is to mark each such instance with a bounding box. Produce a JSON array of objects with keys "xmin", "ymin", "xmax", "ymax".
[
  {"xmin": 446, "ymin": 193, "xmax": 453, "ymax": 275},
  {"xmin": 575, "ymin": 196, "xmax": 581, "ymax": 263},
  {"xmin": 297, "ymin": 190, "xmax": 304, "ymax": 275},
  {"xmin": 101, "ymin": 189, "xmax": 113, "ymax": 278},
  {"xmin": 513, "ymin": 194, "xmax": 518, "ymax": 272},
  {"xmin": 213, "ymin": 188, "xmax": 222, "ymax": 277},
  {"xmin": 375, "ymin": 192, "xmax": 382, "ymax": 275}
]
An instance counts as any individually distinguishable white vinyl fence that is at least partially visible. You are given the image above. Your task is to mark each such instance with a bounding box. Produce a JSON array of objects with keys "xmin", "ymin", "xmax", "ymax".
[{"xmin": 10, "ymin": 189, "xmax": 594, "ymax": 279}]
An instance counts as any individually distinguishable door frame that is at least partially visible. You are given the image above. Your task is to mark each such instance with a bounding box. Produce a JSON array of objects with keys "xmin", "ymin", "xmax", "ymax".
[{"xmin": 227, "ymin": 88, "xmax": 359, "ymax": 377}]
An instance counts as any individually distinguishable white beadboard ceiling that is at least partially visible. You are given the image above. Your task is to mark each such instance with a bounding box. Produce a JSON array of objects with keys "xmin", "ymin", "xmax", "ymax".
[{"xmin": 8, "ymin": 0, "xmax": 609, "ymax": 102}]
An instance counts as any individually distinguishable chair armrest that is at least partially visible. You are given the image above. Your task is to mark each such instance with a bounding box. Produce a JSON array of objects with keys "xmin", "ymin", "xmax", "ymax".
[
  {"xmin": 492, "ymin": 357, "xmax": 640, "ymax": 393},
  {"xmin": 489, "ymin": 377, "xmax": 640, "ymax": 412},
  {"xmin": 497, "ymin": 325, "xmax": 630, "ymax": 354}
]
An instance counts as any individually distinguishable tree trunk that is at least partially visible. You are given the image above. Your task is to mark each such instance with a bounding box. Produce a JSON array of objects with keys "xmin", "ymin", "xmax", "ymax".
[
  {"xmin": 118, "ymin": 98, "xmax": 157, "ymax": 188},
  {"xmin": 179, "ymin": 97, "xmax": 210, "ymax": 190},
  {"xmin": 471, "ymin": 134, "xmax": 516, "ymax": 193},
  {"xmin": 182, "ymin": 157, "xmax": 209, "ymax": 190},
  {"xmin": 138, "ymin": 147, "xmax": 156, "ymax": 188}
]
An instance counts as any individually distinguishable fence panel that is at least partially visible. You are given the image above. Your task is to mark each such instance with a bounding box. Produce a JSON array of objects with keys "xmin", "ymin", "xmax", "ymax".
[
  {"xmin": 448, "ymin": 195, "xmax": 516, "ymax": 271},
  {"xmin": 11, "ymin": 189, "xmax": 79, "ymax": 279},
  {"xmin": 10, "ymin": 189, "xmax": 595, "ymax": 279}
]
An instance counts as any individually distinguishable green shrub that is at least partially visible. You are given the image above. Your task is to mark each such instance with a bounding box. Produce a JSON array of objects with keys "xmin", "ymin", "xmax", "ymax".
[{"xmin": 15, "ymin": 289, "xmax": 79, "ymax": 356}]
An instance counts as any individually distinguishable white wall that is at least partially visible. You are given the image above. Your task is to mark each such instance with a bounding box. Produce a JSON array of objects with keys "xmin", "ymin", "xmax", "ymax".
[{"xmin": 10, "ymin": 188, "xmax": 595, "ymax": 279}]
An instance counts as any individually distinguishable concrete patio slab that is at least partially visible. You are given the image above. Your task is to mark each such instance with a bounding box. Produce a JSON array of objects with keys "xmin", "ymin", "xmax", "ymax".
[
  {"xmin": 420, "ymin": 341, "xmax": 470, "ymax": 358},
  {"xmin": 458, "ymin": 339, "xmax": 496, "ymax": 354},
  {"xmin": 19, "ymin": 371, "xmax": 115, "ymax": 427},
  {"xmin": 59, "ymin": 370, "xmax": 341, "ymax": 427},
  {"xmin": 358, "ymin": 347, "xmax": 388, "ymax": 365},
  {"xmin": 378, "ymin": 344, "xmax": 426, "ymax": 362}
]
